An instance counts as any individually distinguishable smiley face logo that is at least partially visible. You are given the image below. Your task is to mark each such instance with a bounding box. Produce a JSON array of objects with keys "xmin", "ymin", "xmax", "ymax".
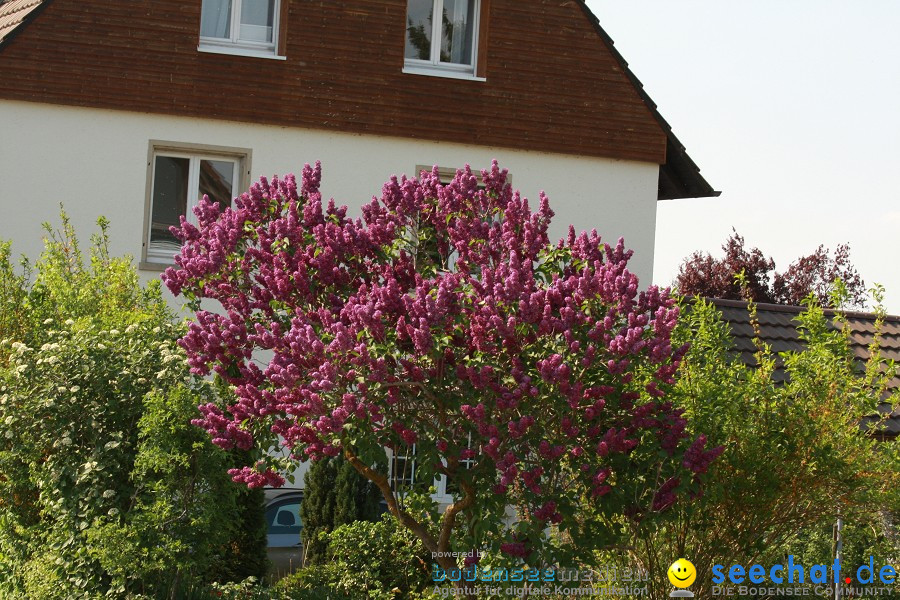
[{"xmin": 667, "ymin": 558, "xmax": 696, "ymax": 588}]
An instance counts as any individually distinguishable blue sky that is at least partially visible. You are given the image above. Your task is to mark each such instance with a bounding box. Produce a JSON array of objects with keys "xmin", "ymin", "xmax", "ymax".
[{"xmin": 585, "ymin": 1, "xmax": 900, "ymax": 312}]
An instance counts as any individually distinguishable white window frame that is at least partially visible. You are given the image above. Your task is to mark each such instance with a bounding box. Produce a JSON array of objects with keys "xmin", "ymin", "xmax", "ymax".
[
  {"xmin": 140, "ymin": 141, "xmax": 251, "ymax": 271},
  {"xmin": 403, "ymin": 0, "xmax": 485, "ymax": 81},
  {"xmin": 389, "ymin": 444, "xmax": 418, "ymax": 491},
  {"xmin": 198, "ymin": 0, "xmax": 285, "ymax": 60},
  {"xmin": 414, "ymin": 165, "xmax": 511, "ymax": 186},
  {"xmin": 436, "ymin": 432, "xmax": 476, "ymax": 501}
]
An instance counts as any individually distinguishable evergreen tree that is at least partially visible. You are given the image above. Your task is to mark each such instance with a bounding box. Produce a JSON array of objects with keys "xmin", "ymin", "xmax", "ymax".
[
  {"xmin": 334, "ymin": 456, "xmax": 384, "ymax": 526},
  {"xmin": 300, "ymin": 458, "xmax": 339, "ymax": 565},
  {"xmin": 212, "ymin": 483, "xmax": 269, "ymax": 583},
  {"xmin": 300, "ymin": 454, "xmax": 383, "ymax": 565}
]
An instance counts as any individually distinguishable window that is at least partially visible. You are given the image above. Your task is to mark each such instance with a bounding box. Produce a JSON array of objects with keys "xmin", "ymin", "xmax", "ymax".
[
  {"xmin": 404, "ymin": 0, "xmax": 483, "ymax": 79},
  {"xmin": 389, "ymin": 444, "xmax": 417, "ymax": 490},
  {"xmin": 142, "ymin": 142, "xmax": 250, "ymax": 268},
  {"xmin": 415, "ymin": 165, "xmax": 510, "ymax": 186},
  {"xmin": 442, "ymin": 432, "xmax": 476, "ymax": 498},
  {"xmin": 412, "ymin": 164, "xmax": 510, "ymax": 273},
  {"xmin": 199, "ymin": 0, "xmax": 283, "ymax": 58}
]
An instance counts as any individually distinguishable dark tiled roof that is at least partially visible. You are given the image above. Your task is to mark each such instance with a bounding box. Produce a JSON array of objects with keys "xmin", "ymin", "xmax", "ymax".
[
  {"xmin": 0, "ymin": 0, "xmax": 45, "ymax": 47},
  {"xmin": 708, "ymin": 297, "xmax": 900, "ymax": 438}
]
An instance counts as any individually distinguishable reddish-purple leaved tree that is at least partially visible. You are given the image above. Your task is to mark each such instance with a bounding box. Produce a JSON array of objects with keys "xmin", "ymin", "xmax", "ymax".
[
  {"xmin": 163, "ymin": 162, "xmax": 720, "ymax": 573},
  {"xmin": 675, "ymin": 230, "xmax": 866, "ymax": 308}
]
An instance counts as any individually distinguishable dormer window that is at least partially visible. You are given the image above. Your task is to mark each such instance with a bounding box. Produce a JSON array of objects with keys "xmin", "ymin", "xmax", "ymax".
[
  {"xmin": 404, "ymin": 0, "xmax": 484, "ymax": 81},
  {"xmin": 199, "ymin": 0, "xmax": 284, "ymax": 59}
]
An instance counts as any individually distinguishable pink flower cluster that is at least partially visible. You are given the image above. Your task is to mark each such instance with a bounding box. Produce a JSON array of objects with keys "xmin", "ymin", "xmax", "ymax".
[{"xmin": 163, "ymin": 161, "xmax": 722, "ymax": 557}]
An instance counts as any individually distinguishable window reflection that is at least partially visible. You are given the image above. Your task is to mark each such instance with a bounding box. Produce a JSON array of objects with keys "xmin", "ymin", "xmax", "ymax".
[
  {"xmin": 240, "ymin": 0, "xmax": 275, "ymax": 43},
  {"xmin": 405, "ymin": 0, "xmax": 433, "ymax": 60},
  {"xmin": 199, "ymin": 159, "xmax": 235, "ymax": 209},
  {"xmin": 150, "ymin": 156, "xmax": 190, "ymax": 248},
  {"xmin": 200, "ymin": 0, "xmax": 232, "ymax": 38}
]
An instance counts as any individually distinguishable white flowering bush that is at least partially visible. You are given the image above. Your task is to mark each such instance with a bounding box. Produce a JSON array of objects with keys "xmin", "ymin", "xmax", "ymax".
[{"xmin": 0, "ymin": 215, "xmax": 266, "ymax": 599}]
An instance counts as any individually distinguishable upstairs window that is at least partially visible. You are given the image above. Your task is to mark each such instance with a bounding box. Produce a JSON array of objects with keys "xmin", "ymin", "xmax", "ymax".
[
  {"xmin": 415, "ymin": 165, "xmax": 510, "ymax": 186},
  {"xmin": 200, "ymin": 0, "xmax": 283, "ymax": 58},
  {"xmin": 404, "ymin": 0, "xmax": 482, "ymax": 79}
]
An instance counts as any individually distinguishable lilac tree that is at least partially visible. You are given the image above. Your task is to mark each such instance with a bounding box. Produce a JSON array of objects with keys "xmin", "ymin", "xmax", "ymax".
[{"xmin": 163, "ymin": 162, "xmax": 720, "ymax": 574}]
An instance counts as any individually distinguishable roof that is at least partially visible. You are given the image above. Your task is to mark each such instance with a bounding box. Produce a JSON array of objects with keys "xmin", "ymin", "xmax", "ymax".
[
  {"xmin": 575, "ymin": 1, "xmax": 720, "ymax": 201},
  {"xmin": 708, "ymin": 297, "xmax": 900, "ymax": 438},
  {"xmin": 0, "ymin": 0, "xmax": 45, "ymax": 47}
]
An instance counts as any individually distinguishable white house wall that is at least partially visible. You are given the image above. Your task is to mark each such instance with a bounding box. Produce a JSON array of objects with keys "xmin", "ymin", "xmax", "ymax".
[{"xmin": 0, "ymin": 100, "xmax": 660, "ymax": 302}]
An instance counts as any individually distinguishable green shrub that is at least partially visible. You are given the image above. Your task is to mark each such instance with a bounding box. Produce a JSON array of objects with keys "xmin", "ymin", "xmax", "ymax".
[
  {"xmin": 615, "ymin": 291, "xmax": 900, "ymax": 599},
  {"xmin": 0, "ymin": 214, "xmax": 267, "ymax": 598},
  {"xmin": 277, "ymin": 508, "xmax": 432, "ymax": 600}
]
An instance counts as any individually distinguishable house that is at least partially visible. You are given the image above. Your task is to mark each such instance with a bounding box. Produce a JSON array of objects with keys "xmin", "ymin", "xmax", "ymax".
[
  {"xmin": 0, "ymin": 0, "xmax": 716, "ymax": 290},
  {"xmin": 0, "ymin": 0, "xmax": 718, "ymax": 566},
  {"xmin": 709, "ymin": 297, "xmax": 900, "ymax": 439}
]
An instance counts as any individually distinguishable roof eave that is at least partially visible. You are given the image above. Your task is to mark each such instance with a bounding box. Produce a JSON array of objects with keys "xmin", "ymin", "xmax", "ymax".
[{"xmin": 575, "ymin": 1, "xmax": 720, "ymax": 201}]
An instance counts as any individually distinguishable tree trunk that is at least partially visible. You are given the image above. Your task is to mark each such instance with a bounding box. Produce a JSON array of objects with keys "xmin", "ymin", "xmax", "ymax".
[{"xmin": 344, "ymin": 448, "xmax": 478, "ymax": 600}]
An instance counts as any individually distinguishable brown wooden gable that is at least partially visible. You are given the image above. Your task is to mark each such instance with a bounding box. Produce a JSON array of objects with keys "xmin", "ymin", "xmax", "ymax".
[{"xmin": 0, "ymin": 0, "xmax": 669, "ymax": 166}]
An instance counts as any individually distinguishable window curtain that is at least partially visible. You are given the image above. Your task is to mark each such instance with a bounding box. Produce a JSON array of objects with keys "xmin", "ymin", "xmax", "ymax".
[{"xmin": 442, "ymin": 0, "xmax": 474, "ymax": 65}]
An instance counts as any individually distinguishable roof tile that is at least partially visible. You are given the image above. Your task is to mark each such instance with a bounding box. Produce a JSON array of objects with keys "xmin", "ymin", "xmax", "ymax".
[{"xmin": 0, "ymin": 0, "xmax": 44, "ymax": 46}]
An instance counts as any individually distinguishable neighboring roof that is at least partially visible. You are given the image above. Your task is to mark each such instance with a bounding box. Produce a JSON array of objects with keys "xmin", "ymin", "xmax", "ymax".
[
  {"xmin": 575, "ymin": 1, "xmax": 720, "ymax": 201},
  {"xmin": 708, "ymin": 297, "xmax": 900, "ymax": 438},
  {"xmin": 0, "ymin": 0, "xmax": 46, "ymax": 48}
]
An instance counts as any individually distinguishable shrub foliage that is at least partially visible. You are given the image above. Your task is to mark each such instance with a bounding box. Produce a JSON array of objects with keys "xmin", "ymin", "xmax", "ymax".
[
  {"xmin": 0, "ymin": 215, "xmax": 265, "ymax": 598},
  {"xmin": 616, "ymin": 291, "xmax": 900, "ymax": 599}
]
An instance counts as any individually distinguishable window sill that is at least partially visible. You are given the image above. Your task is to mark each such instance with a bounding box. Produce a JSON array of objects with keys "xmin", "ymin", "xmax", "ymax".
[
  {"xmin": 139, "ymin": 261, "xmax": 170, "ymax": 272},
  {"xmin": 198, "ymin": 44, "xmax": 286, "ymax": 61},
  {"xmin": 402, "ymin": 65, "xmax": 485, "ymax": 82}
]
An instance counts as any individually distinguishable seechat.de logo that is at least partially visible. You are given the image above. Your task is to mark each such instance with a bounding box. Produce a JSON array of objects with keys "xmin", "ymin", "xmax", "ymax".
[{"xmin": 711, "ymin": 556, "xmax": 898, "ymax": 586}]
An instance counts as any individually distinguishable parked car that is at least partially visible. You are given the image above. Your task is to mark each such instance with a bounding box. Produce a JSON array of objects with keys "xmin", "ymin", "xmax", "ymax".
[{"xmin": 264, "ymin": 490, "xmax": 303, "ymax": 578}]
